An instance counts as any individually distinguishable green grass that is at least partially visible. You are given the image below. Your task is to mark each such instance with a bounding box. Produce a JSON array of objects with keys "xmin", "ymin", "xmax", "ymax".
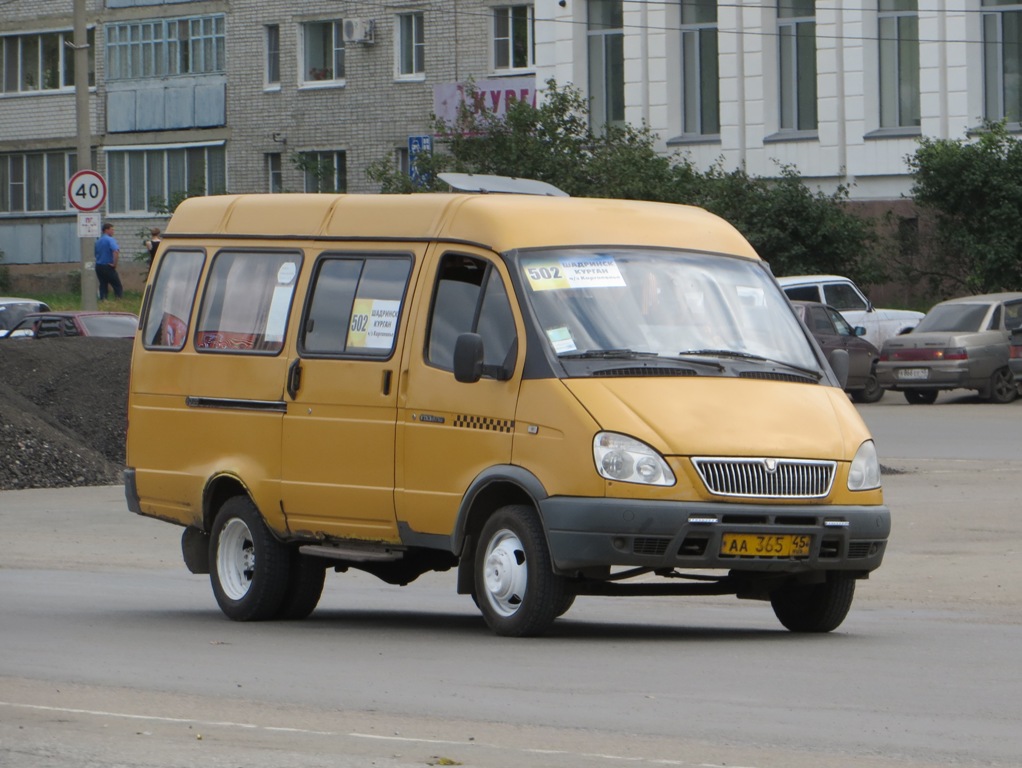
[{"xmin": 36, "ymin": 290, "xmax": 144, "ymax": 315}]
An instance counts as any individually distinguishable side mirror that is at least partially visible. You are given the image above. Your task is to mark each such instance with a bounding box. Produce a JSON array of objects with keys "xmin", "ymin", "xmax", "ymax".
[
  {"xmin": 854, "ymin": 326, "xmax": 867, "ymax": 337},
  {"xmin": 828, "ymin": 348, "xmax": 849, "ymax": 389},
  {"xmin": 453, "ymin": 333, "xmax": 484, "ymax": 383}
]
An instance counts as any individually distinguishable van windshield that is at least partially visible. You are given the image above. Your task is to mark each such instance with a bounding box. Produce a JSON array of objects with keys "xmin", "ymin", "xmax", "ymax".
[{"xmin": 517, "ymin": 248, "xmax": 819, "ymax": 373}]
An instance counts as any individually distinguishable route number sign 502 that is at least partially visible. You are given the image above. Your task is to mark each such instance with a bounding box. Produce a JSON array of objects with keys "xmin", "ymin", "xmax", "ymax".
[{"xmin": 67, "ymin": 170, "xmax": 107, "ymax": 212}]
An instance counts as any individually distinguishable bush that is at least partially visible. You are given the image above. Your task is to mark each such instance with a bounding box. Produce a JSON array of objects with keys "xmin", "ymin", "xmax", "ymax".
[{"xmin": 368, "ymin": 80, "xmax": 879, "ymax": 285}]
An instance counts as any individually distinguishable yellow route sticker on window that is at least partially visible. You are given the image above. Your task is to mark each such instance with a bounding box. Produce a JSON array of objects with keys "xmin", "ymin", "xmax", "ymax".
[{"xmin": 524, "ymin": 256, "xmax": 626, "ymax": 291}]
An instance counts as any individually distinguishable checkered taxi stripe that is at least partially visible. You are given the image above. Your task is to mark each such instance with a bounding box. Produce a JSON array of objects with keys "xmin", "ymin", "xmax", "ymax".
[{"xmin": 454, "ymin": 415, "xmax": 515, "ymax": 433}]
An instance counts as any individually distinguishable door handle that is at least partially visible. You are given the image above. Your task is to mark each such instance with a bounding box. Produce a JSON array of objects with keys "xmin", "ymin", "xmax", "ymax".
[{"xmin": 286, "ymin": 358, "xmax": 302, "ymax": 399}]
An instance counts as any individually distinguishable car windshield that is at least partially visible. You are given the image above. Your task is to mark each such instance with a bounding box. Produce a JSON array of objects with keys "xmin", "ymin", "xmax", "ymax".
[
  {"xmin": 80, "ymin": 315, "xmax": 138, "ymax": 337},
  {"xmin": 516, "ymin": 248, "xmax": 818, "ymax": 372},
  {"xmin": 0, "ymin": 302, "xmax": 45, "ymax": 331},
  {"xmin": 915, "ymin": 303, "xmax": 989, "ymax": 333}
]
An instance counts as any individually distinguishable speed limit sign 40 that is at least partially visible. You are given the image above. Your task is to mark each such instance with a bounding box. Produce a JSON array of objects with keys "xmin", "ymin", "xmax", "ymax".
[{"xmin": 67, "ymin": 170, "xmax": 107, "ymax": 212}]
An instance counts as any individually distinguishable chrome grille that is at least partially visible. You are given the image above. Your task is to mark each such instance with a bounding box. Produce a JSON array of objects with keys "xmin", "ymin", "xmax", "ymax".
[{"xmin": 693, "ymin": 457, "xmax": 836, "ymax": 499}]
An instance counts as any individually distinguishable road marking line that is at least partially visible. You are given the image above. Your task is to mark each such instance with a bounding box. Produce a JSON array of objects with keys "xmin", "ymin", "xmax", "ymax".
[{"xmin": 0, "ymin": 701, "xmax": 758, "ymax": 768}]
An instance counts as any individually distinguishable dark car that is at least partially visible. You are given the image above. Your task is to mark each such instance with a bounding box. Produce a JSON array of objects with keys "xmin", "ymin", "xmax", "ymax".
[
  {"xmin": 877, "ymin": 292, "xmax": 1022, "ymax": 404},
  {"xmin": 1, "ymin": 310, "xmax": 138, "ymax": 339},
  {"xmin": 791, "ymin": 300, "xmax": 884, "ymax": 403},
  {"xmin": 0, "ymin": 297, "xmax": 51, "ymax": 333}
]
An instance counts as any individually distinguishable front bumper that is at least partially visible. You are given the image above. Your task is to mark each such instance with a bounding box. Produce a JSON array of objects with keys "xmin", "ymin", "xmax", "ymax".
[{"xmin": 540, "ymin": 497, "xmax": 890, "ymax": 574}]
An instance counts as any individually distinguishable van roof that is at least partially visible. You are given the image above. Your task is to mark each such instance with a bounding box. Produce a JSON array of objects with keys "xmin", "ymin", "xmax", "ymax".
[{"xmin": 162, "ymin": 193, "xmax": 760, "ymax": 259}]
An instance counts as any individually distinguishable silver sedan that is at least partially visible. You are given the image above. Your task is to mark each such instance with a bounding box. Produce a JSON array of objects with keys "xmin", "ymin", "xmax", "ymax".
[{"xmin": 877, "ymin": 292, "xmax": 1022, "ymax": 404}]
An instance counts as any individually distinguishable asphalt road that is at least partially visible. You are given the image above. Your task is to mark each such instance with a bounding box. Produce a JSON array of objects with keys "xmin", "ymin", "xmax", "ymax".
[{"xmin": 1, "ymin": 392, "xmax": 1020, "ymax": 768}]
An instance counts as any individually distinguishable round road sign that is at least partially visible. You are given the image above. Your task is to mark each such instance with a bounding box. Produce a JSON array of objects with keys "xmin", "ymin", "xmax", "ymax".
[{"xmin": 67, "ymin": 170, "xmax": 108, "ymax": 212}]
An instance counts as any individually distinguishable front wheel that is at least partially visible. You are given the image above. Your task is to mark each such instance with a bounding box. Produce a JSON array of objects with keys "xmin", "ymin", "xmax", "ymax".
[
  {"xmin": 987, "ymin": 367, "xmax": 1018, "ymax": 404},
  {"xmin": 904, "ymin": 388, "xmax": 938, "ymax": 405},
  {"xmin": 209, "ymin": 496, "xmax": 291, "ymax": 621},
  {"xmin": 474, "ymin": 505, "xmax": 567, "ymax": 637},
  {"xmin": 770, "ymin": 573, "xmax": 856, "ymax": 633},
  {"xmin": 851, "ymin": 370, "xmax": 884, "ymax": 404}
]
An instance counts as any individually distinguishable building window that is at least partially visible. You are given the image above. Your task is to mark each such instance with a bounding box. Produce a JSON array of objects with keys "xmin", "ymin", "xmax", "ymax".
[
  {"xmin": 588, "ymin": 0, "xmax": 625, "ymax": 132},
  {"xmin": 680, "ymin": 0, "xmax": 719, "ymax": 136},
  {"xmin": 106, "ymin": 144, "xmax": 227, "ymax": 214},
  {"xmin": 266, "ymin": 24, "xmax": 280, "ymax": 87},
  {"xmin": 778, "ymin": 1, "xmax": 817, "ymax": 132},
  {"xmin": 983, "ymin": 0, "xmax": 1022, "ymax": 123},
  {"xmin": 494, "ymin": 5, "xmax": 534, "ymax": 71},
  {"xmin": 0, "ymin": 151, "xmax": 78, "ymax": 213},
  {"xmin": 396, "ymin": 12, "xmax": 425, "ymax": 77},
  {"xmin": 106, "ymin": 15, "xmax": 225, "ymax": 80},
  {"xmin": 300, "ymin": 151, "xmax": 346, "ymax": 193},
  {"xmin": 879, "ymin": 0, "xmax": 920, "ymax": 128},
  {"xmin": 302, "ymin": 21, "xmax": 344, "ymax": 84},
  {"xmin": 0, "ymin": 29, "xmax": 95, "ymax": 93},
  {"xmin": 267, "ymin": 153, "xmax": 283, "ymax": 193}
]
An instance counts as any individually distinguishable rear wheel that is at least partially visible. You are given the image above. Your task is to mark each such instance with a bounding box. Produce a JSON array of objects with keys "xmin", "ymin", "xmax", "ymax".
[
  {"xmin": 276, "ymin": 553, "xmax": 327, "ymax": 620},
  {"xmin": 770, "ymin": 573, "xmax": 856, "ymax": 633},
  {"xmin": 987, "ymin": 367, "xmax": 1018, "ymax": 404},
  {"xmin": 474, "ymin": 505, "xmax": 567, "ymax": 637},
  {"xmin": 209, "ymin": 496, "xmax": 291, "ymax": 621},
  {"xmin": 903, "ymin": 388, "xmax": 938, "ymax": 405}
]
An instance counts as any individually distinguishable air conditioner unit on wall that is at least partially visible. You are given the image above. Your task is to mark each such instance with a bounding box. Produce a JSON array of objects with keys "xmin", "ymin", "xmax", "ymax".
[{"xmin": 342, "ymin": 19, "xmax": 375, "ymax": 44}]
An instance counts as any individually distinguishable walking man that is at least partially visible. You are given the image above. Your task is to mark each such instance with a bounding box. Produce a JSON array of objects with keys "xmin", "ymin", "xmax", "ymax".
[{"xmin": 95, "ymin": 222, "xmax": 123, "ymax": 300}]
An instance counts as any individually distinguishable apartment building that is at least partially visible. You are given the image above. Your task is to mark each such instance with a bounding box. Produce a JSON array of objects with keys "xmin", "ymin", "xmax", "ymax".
[
  {"xmin": 2, "ymin": 1, "xmax": 1016, "ymax": 280},
  {"xmin": 0, "ymin": 0, "xmax": 535, "ymax": 279},
  {"xmin": 538, "ymin": 0, "xmax": 1011, "ymax": 207}
]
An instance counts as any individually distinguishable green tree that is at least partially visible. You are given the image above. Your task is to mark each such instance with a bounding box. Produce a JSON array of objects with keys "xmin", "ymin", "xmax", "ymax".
[
  {"xmin": 908, "ymin": 121, "xmax": 1022, "ymax": 294},
  {"xmin": 368, "ymin": 80, "xmax": 879, "ymax": 285}
]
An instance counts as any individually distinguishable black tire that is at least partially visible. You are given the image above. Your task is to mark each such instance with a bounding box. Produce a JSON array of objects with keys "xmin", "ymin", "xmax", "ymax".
[
  {"xmin": 987, "ymin": 367, "xmax": 1018, "ymax": 404},
  {"xmin": 276, "ymin": 553, "xmax": 327, "ymax": 620},
  {"xmin": 554, "ymin": 590, "xmax": 576, "ymax": 618},
  {"xmin": 770, "ymin": 573, "xmax": 856, "ymax": 633},
  {"xmin": 474, "ymin": 505, "xmax": 567, "ymax": 637},
  {"xmin": 209, "ymin": 496, "xmax": 291, "ymax": 621},
  {"xmin": 851, "ymin": 370, "xmax": 884, "ymax": 404},
  {"xmin": 904, "ymin": 388, "xmax": 938, "ymax": 405}
]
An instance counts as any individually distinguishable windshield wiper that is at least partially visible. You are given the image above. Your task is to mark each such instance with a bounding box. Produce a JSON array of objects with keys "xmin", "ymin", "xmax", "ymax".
[
  {"xmin": 559, "ymin": 348, "xmax": 659, "ymax": 360},
  {"xmin": 677, "ymin": 349, "xmax": 822, "ymax": 380}
]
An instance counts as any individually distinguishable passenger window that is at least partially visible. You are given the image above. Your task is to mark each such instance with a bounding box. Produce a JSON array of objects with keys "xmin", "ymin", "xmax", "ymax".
[
  {"xmin": 427, "ymin": 254, "xmax": 516, "ymax": 373},
  {"xmin": 301, "ymin": 255, "xmax": 411, "ymax": 357},
  {"xmin": 823, "ymin": 283, "xmax": 868, "ymax": 312},
  {"xmin": 808, "ymin": 306, "xmax": 834, "ymax": 334},
  {"xmin": 195, "ymin": 250, "xmax": 301, "ymax": 354},
  {"xmin": 826, "ymin": 307, "xmax": 855, "ymax": 336},
  {"xmin": 143, "ymin": 250, "xmax": 205, "ymax": 350},
  {"xmin": 1005, "ymin": 301, "xmax": 1022, "ymax": 331},
  {"xmin": 784, "ymin": 286, "xmax": 820, "ymax": 302},
  {"xmin": 988, "ymin": 305, "xmax": 1001, "ymax": 331}
]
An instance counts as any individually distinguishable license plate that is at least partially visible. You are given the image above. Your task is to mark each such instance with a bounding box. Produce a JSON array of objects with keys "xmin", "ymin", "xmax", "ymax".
[
  {"xmin": 720, "ymin": 533, "xmax": 812, "ymax": 558},
  {"xmin": 897, "ymin": 368, "xmax": 929, "ymax": 380}
]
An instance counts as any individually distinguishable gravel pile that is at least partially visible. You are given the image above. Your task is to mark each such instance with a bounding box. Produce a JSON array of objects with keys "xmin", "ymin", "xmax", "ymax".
[{"xmin": 0, "ymin": 337, "xmax": 132, "ymax": 490}]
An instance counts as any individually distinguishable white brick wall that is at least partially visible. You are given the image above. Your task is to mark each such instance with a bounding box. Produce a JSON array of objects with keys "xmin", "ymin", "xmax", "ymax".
[{"xmin": 534, "ymin": 0, "xmax": 985, "ymax": 202}]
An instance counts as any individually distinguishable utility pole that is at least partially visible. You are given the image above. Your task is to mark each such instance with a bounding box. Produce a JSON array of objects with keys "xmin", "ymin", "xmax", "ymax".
[{"xmin": 73, "ymin": 0, "xmax": 98, "ymax": 310}]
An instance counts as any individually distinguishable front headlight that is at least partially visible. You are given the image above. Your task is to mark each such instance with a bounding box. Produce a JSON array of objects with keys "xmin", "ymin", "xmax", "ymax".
[
  {"xmin": 847, "ymin": 440, "xmax": 881, "ymax": 491},
  {"xmin": 593, "ymin": 432, "xmax": 675, "ymax": 486}
]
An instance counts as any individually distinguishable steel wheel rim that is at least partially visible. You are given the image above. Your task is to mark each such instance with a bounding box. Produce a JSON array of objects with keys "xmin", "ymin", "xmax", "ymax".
[
  {"xmin": 482, "ymin": 528, "xmax": 528, "ymax": 618},
  {"xmin": 217, "ymin": 517, "xmax": 255, "ymax": 601},
  {"xmin": 994, "ymin": 370, "xmax": 1014, "ymax": 400}
]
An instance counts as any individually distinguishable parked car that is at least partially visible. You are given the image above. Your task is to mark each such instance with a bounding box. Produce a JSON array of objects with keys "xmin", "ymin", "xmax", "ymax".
[
  {"xmin": 0, "ymin": 297, "xmax": 51, "ymax": 333},
  {"xmin": 791, "ymin": 300, "xmax": 884, "ymax": 403},
  {"xmin": 778, "ymin": 275, "xmax": 923, "ymax": 349},
  {"xmin": 1, "ymin": 311, "xmax": 138, "ymax": 339},
  {"xmin": 876, "ymin": 292, "xmax": 1022, "ymax": 404}
]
